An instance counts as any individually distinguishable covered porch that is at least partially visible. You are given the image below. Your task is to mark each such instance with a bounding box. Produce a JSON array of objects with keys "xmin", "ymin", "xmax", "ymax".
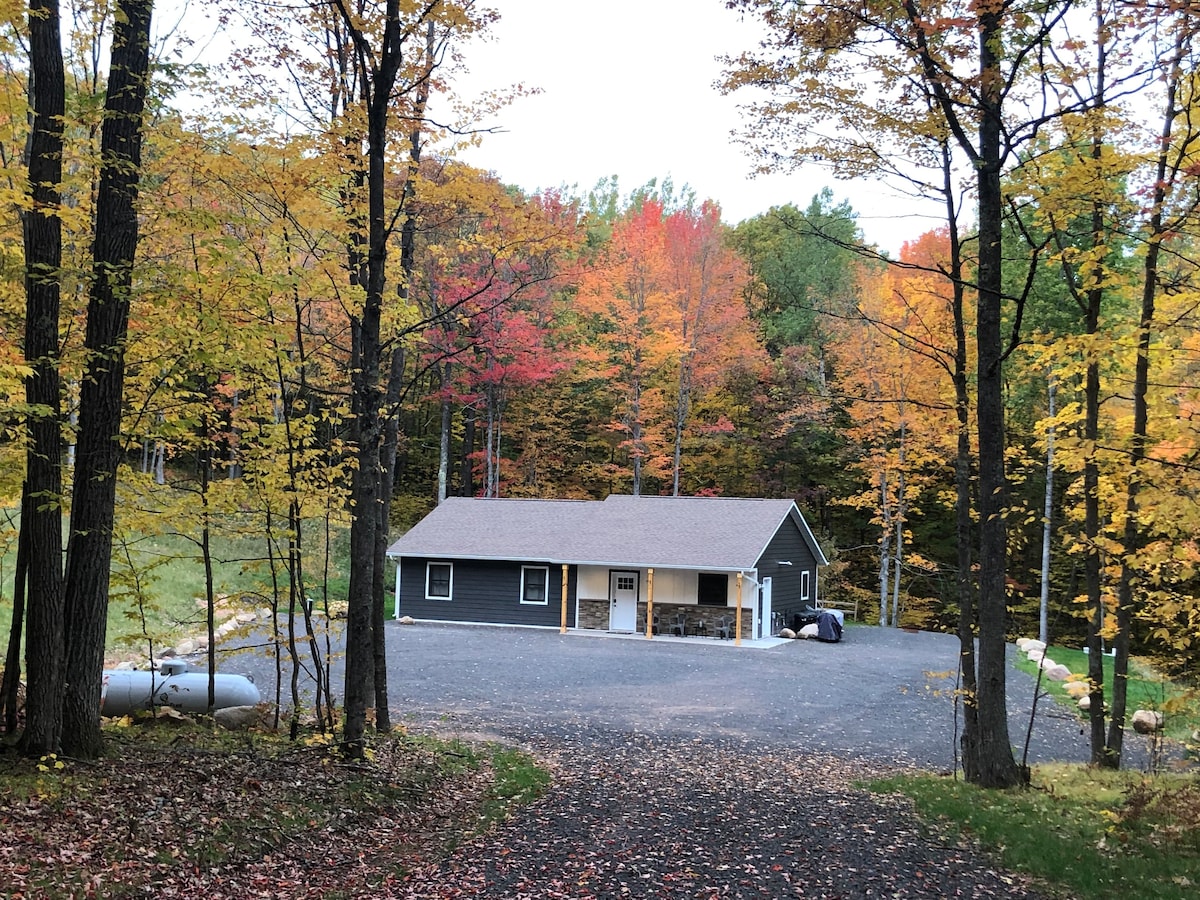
[{"xmin": 569, "ymin": 564, "xmax": 776, "ymax": 643}]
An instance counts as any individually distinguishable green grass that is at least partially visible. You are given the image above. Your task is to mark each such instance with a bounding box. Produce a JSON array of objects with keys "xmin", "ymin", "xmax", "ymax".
[
  {"xmin": 1015, "ymin": 644, "xmax": 1200, "ymax": 743},
  {"xmin": 0, "ymin": 508, "xmax": 352, "ymax": 661},
  {"xmin": 480, "ymin": 746, "xmax": 553, "ymax": 827},
  {"xmin": 871, "ymin": 764, "xmax": 1200, "ymax": 899}
]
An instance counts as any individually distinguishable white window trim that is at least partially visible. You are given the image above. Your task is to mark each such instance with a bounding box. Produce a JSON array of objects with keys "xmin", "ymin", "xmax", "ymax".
[
  {"xmin": 520, "ymin": 565, "xmax": 550, "ymax": 605},
  {"xmin": 426, "ymin": 561, "xmax": 454, "ymax": 601},
  {"xmin": 801, "ymin": 569, "xmax": 811, "ymax": 602}
]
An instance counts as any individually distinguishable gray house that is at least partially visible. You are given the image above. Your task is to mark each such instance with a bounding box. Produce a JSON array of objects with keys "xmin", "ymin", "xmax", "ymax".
[{"xmin": 385, "ymin": 495, "xmax": 828, "ymax": 640}]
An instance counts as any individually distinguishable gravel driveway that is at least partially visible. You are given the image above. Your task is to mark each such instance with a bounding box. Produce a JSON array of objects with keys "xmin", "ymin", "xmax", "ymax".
[
  {"xmin": 231, "ymin": 621, "xmax": 1099, "ymax": 770},
  {"xmin": 221, "ymin": 622, "xmax": 1142, "ymax": 897}
]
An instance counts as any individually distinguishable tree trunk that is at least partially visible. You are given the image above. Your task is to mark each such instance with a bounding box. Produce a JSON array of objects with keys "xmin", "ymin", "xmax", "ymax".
[
  {"xmin": 1107, "ymin": 21, "xmax": 1188, "ymax": 766},
  {"xmin": 630, "ymin": 369, "xmax": 643, "ymax": 496},
  {"xmin": 341, "ymin": 0, "xmax": 413, "ymax": 757},
  {"xmin": 61, "ymin": 0, "xmax": 153, "ymax": 759},
  {"xmin": 437, "ymin": 362, "xmax": 452, "ymax": 503},
  {"xmin": 19, "ymin": 0, "xmax": 67, "ymax": 758},
  {"xmin": 460, "ymin": 403, "xmax": 476, "ymax": 496},
  {"xmin": 878, "ymin": 470, "xmax": 891, "ymax": 628},
  {"xmin": 373, "ymin": 346, "xmax": 406, "ymax": 733},
  {"xmin": 672, "ymin": 361, "xmax": 691, "ymax": 496},
  {"xmin": 1083, "ymin": 127, "xmax": 1109, "ymax": 771},
  {"xmin": 2, "ymin": 485, "xmax": 31, "ymax": 734},
  {"xmin": 1039, "ymin": 379, "xmax": 1056, "ymax": 646},
  {"xmin": 891, "ymin": 419, "xmax": 906, "ymax": 627},
  {"xmin": 971, "ymin": 6, "xmax": 1023, "ymax": 788},
  {"xmin": 890, "ymin": 472, "xmax": 904, "ymax": 627},
  {"xmin": 198, "ymin": 431, "xmax": 215, "ymax": 713}
]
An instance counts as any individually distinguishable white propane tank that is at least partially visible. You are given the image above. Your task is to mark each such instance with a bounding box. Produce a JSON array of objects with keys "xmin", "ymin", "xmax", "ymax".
[{"xmin": 100, "ymin": 661, "xmax": 260, "ymax": 715}]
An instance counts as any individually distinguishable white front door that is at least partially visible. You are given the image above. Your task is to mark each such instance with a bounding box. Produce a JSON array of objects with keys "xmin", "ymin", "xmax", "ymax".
[
  {"xmin": 609, "ymin": 570, "xmax": 638, "ymax": 632},
  {"xmin": 760, "ymin": 576, "xmax": 773, "ymax": 639}
]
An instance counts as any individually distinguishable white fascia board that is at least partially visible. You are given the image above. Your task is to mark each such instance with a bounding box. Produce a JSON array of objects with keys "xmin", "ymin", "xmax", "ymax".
[{"xmin": 388, "ymin": 551, "xmax": 754, "ymax": 573}]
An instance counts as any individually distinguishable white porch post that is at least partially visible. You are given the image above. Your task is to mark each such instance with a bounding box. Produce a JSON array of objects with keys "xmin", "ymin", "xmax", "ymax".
[
  {"xmin": 392, "ymin": 557, "xmax": 402, "ymax": 619},
  {"xmin": 735, "ymin": 572, "xmax": 743, "ymax": 646}
]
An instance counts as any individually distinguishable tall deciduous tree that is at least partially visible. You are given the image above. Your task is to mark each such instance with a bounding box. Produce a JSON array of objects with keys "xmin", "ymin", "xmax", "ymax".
[
  {"xmin": 724, "ymin": 0, "xmax": 1092, "ymax": 787},
  {"xmin": 60, "ymin": 0, "xmax": 153, "ymax": 760},
  {"xmin": 19, "ymin": 0, "xmax": 67, "ymax": 756},
  {"xmin": 312, "ymin": 0, "xmax": 491, "ymax": 755},
  {"xmin": 577, "ymin": 198, "xmax": 679, "ymax": 495},
  {"xmin": 1011, "ymin": 3, "xmax": 1200, "ymax": 768},
  {"xmin": 661, "ymin": 200, "xmax": 754, "ymax": 496},
  {"xmin": 830, "ymin": 233, "xmax": 961, "ymax": 628}
]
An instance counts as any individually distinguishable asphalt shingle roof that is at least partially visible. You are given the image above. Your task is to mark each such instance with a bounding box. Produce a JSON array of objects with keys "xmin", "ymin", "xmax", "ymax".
[{"xmin": 386, "ymin": 495, "xmax": 825, "ymax": 571}]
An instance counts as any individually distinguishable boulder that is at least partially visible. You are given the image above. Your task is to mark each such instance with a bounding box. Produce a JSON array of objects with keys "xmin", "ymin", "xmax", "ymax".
[
  {"xmin": 174, "ymin": 639, "xmax": 196, "ymax": 656},
  {"xmin": 1064, "ymin": 681, "xmax": 1090, "ymax": 698},
  {"xmin": 1046, "ymin": 664, "xmax": 1072, "ymax": 681},
  {"xmin": 236, "ymin": 612, "xmax": 256, "ymax": 624},
  {"xmin": 214, "ymin": 705, "xmax": 266, "ymax": 731},
  {"xmin": 1039, "ymin": 656, "xmax": 1059, "ymax": 671},
  {"xmin": 1026, "ymin": 648, "xmax": 1045, "ymax": 662},
  {"xmin": 799, "ymin": 623, "xmax": 819, "ymax": 639},
  {"xmin": 399, "ymin": 615, "xmax": 416, "ymax": 625},
  {"xmin": 1131, "ymin": 709, "xmax": 1164, "ymax": 734},
  {"xmin": 778, "ymin": 627, "xmax": 797, "ymax": 639},
  {"xmin": 1024, "ymin": 639, "xmax": 1047, "ymax": 652},
  {"xmin": 1078, "ymin": 695, "xmax": 1091, "ymax": 711}
]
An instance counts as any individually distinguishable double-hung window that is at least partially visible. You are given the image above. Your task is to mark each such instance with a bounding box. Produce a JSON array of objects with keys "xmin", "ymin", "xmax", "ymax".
[
  {"xmin": 801, "ymin": 570, "xmax": 811, "ymax": 602},
  {"xmin": 521, "ymin": 566, "xmax": 549, "ymax": 605},
  {"xmin": 426, "ymin": 562, "xmax": 453, "ymax": 600}
]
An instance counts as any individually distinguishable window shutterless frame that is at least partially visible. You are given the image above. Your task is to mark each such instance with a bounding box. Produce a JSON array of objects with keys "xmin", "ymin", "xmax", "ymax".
[
  {"xmin": 801, "ymin": 569, "xmax": 811, "ymax": 602},
  {"xmin": 426, "ymin": 561, "xmax": 453, "ymax": 600},
  {"xmin": 520, "ymin": 565, "xmax": 549, "ymax": 605}
]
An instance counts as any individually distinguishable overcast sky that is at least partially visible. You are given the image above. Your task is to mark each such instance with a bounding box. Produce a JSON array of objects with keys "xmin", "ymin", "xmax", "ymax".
[
  {"xmin": 446, "ymin": 0, "xmax": 940, "ymax": 253},
  {"xmin": 165, "ymin": 0, "xmax": 940, "ymax": 253}
]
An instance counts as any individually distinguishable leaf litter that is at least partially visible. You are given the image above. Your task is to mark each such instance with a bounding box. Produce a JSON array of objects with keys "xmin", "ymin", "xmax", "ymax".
[{"xmin": 1, "ymin": 722, "xmax": 1048, "ymax": 898}]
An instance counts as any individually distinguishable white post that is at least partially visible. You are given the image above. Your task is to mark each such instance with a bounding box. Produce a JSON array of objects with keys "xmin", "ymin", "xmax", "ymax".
[{"xmin": 393, "ymin": 556, "xmax": 403, "ymax": 619}]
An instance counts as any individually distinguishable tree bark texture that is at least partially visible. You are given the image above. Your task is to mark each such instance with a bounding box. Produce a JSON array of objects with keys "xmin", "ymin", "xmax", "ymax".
[
  {"xmin": 971, "ymin": 7, "xmax": 1023, "ymax": 788},
  {"xmin": 341, "ymin": 0, "xmax": 410, "ymax": 755},
  {"xmin": 61, "ymin": 0, "xmax": 153, "ymax": 759},
  {"xmin": 19, "ymin": 0, "xmax": 67, "ymax": 757},
  {"xmin": 2, "ymin": 485, "xmax": 31, "ymax": 734}
]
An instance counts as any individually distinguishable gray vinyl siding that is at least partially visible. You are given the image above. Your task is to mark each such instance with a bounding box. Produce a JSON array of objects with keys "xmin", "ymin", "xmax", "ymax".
[
  {"xmin": 754, "ymin": 513, "xmax": 820, "ymax": 625},
  {"xmin": 399, "ymin": 558, "xmax": 578, "ymax": 627}
]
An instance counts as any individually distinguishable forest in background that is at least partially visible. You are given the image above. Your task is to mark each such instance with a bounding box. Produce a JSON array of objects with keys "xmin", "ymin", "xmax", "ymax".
[{"xmin": 2, "ymin": 0, "xmax": 1199, "ymax": 782}]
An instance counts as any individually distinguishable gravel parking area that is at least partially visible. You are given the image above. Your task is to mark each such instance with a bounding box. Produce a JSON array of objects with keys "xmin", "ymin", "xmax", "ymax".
[{"xmin": 371, "ymin": 622, "xmax": 1093, "ymax": 770}]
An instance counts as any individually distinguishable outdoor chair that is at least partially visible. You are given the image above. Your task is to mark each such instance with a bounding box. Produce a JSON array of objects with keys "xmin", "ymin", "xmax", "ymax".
[
  {"xmin": 667, "ymin": 612, "xmax": 687, "ymax": 637},
  {"xmin": 715, "ymin": 615, "xmax": 735, "ymax": 640}
]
